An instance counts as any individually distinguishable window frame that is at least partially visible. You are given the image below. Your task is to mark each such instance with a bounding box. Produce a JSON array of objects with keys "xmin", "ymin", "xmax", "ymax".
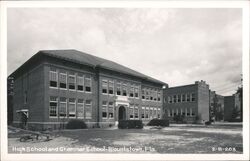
[
  {"xmin": 77, "ymin": 75, "xmax": 84, "ymax": 92},
  {"xmin": 102, "ymin": 79, "xmax": 108, "ymax": 94},
  {"xmin": 49, "ymin": 69, "xmax": 58, "ymax": 88},
  {"xmin": 85, "ymin": 100, "xmax": 92, "ymax": 119},
  {"xmin": 59, "ymin": 72, "xmax": 67, "ymax": 90},
  {"xmin": 108, "ymin": 80, "xmax": 114, "ymax": 95},
  {"xmin": 85, "ymin": 76, "xmax": 92, "ymax": 93},
  {"xmin": 102, "ymin": 101, "xmax": 108, "ymax": 119},
  {"xmin": 77, "ymin": 99, "xmax": 84, "ymax": 119},
  {"xmin": 108, "ymin": 101, "xmax": 114, "ymax": 119},
  {"xmin": 59, "ymin": 97, "xmax": 67, "ymax": 118},
  {"xmin": 68, "ymin": 74, "xmax": 76, "ymax": 91},
  {"xmin": 68, "ymin": 98, "xmax": 76, "ymax": 118},
  {"xmin": 49, "ymin": 96, "xmax": 58, "ymax": 118}
]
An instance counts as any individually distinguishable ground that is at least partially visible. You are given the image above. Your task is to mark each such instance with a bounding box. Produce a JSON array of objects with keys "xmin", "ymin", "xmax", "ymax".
[{"xmin": 8, "ymin": 122, "xmax": 242, "ymax": 154}]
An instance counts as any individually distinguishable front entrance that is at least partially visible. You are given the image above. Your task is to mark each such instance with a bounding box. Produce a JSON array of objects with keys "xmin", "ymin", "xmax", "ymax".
[{"xmin": 118, "ymin": 106, "xmax": 126, "ymax": 120}]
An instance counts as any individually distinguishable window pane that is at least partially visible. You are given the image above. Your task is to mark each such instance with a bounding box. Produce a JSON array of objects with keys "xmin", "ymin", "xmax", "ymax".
[
  {"xmin": 108, "ymin": 102, "xmax": 114, "ymax": 118},
  {"xmin": 85, "ymin": 100, "xmax": 92, "ymax": 118}
]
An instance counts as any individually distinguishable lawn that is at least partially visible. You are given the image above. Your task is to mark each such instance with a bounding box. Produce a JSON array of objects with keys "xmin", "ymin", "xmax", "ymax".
[{"xmin": 8, "ymin": 123, "xmax": 242, "ymax": 154}]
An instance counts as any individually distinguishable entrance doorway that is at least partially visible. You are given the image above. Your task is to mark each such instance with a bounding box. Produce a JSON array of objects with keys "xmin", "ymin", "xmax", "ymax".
[{"xmin": 118, "ymin": 106, "xmax": 126, "ymax": 120}]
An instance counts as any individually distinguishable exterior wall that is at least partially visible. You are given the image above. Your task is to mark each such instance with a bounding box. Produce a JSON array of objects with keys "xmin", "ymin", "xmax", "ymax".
[
  {"xmin": 224, "ymin": 96, "xmax": 234, "ymax": 121},
  {"xmin": 197, "ymin": 81, "xmax": 210, "ymax": 122},
  {"xmin": 163, "ymin": 84, "xmax": 198, "ymax": 123},
  {"xmin": 12, "ymin": 63, "xmax": 45, "ymax": 129}
]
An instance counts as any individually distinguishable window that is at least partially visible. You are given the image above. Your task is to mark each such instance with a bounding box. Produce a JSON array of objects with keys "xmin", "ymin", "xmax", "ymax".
[
  {"xmin": 49, "ymin": 96, "xmax": 58, "ymax": 117},
  {"xmin": 168, "ymin": 96, "xmax": 172, "ymax": 103},
  {"xmin": 153, "ymin": 90, "xmax": 157, "ymax": 101},
  {"xmin": 68, "ymin": 98, "xmax": 76, "ymax": 118},
  {"xmin": 134, "ymin": 106, "xmax": 139, "ymax": 119},
  {"xmin": 49, "ymin": 68, "xmax": 57, "ymax": 87},
  {"xmin": 77, "ymin": 75, "xmax": 84, "ymax": 91},
  {"xmin": 122, "ymin": 83, "xmax": 127, "ymax": 96},
  {"xmin": 116, "ymin": 82, "xmax": 121, "ymax": 95},
  {"xmin": 134, "ymin": 86, "xmax": 139, "ymax": 98},
  {"xmin": 141, "ymin": 89, "xmax": 145, "ymax": 99},
  {"xmin": 187, "ymin": 93, "xmax": 190, "ymax": 102},
  {"xmin": 157, "ymin": 108, "xmax": 161, "ymax": 118},
  {"xmin": 108, "ymin": 102, "xmax": 114, "ymax": 118},
  {"xmin": 182, "ymin": 94, "xmax": 186, "ymax": 102},
  {"xmin": 68, "ymin": 74, "xmax": 76, "ymax": 90},
  {"xmin": 149, "ymin": 108, "xmax": 153, "ymax": 119},
  {"xmin": 191, "ymin": 108, "xmax": 195, "ymax": 116},
  {"xmin": 157, "ymin": 91, "xmax": 161, "ymax": 102},
  {"xmin": 167, "ymin": 109, "xmax": 170, "ymax": 117},
  {"xmin": 59, "ymin": 97, "xmax": 67, "ymax": 117},
  {"xmin": 85, "ymin": 76, "xmax": 92, "ymax": 92},
  {"xmin": 153, "ymin": 108, "xmax": 157, "ymax": 118},
  {"xmin": 191, "ymin": 93, "xmax": 195, "ymax": 102},
  {"xmin": 77, "ymin": 99, "xmax": 84, "ymax": 118},
  {"xmin": 150, "ymin": 90, "xmax": 153, "ymax": 100},
  {"xmin": 59, "ymin": 72, "xmax": 67, "ymax": 89},
  {"xmin": 102, "ymin": 80, "xmax": 108, "ymax": 94},
  {"xmin": 173, "ymin": 95, "xmax": 177, "ymax": 103},
  {"xmin": 129, "ymin": 106, "xmax": 134, "ymax": 119},
  {"xmin": 177, "ymin": 94, "xmax": 181, "ymax": 102},
  {"xmin": 141, "ymin": 107, "xmax": 145, "ymax": 119},
  {"xmin": 108, "ymin": 81, "xmax": 114, "ymax": 95},
  {"xmin": 85, "ymin": 100, "xmax": 92, "ymax": 119},
  {"xmin": 145, "ymin": 107, "xmax": 149, "ymax": 119},
  {"xmin": 102, "ymin": 101, "xmax": 107, "ymax": 118},
  {"xmin": 146, "ymin": 89, "xmax": 149, "ymax": 100},
  {"xmin": 129, "ymin": 85, "xmax": 134, "ymax": 97}
]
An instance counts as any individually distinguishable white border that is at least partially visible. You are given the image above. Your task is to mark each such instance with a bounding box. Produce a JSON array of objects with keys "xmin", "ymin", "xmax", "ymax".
[{"xmin": 0, "ymin": 1, "xmax": 249, "ymax": 161}]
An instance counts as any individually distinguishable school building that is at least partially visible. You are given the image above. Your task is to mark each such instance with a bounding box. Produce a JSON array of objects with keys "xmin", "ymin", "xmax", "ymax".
[{"xmin": 10, "ymin": 50, "xmax": 167, "ymax": 130}]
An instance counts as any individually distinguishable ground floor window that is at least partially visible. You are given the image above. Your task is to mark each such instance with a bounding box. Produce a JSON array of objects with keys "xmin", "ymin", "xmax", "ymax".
[
  {"xmin": 102, "ymin": 101, "xmax": 108, "ymax": 118},
  {"xmin": 141, "ymin": 107, "xmax": 145, "ymax": 119},
  {"xmin": 134, "ymin": 106, "xmax": 139, "ymax": 119},
  {"xmin": 129, "ymin": 106, "xmax": 134, "ymax": 119},
  {"xmin": 49, "ymin": 96, "xmax": 58, "ymax": 117},
  {"xmin": 77, "ymin": 99, "xmax": 84, "ymax": 118},
  {"xmin": 68, "ymin": 98, "xmax": 76, "ymax": 118},
  {"xmin": 153, "ymin": 108, "xmax": 157, "ymax": 118},
  {"xmin": 108, "ymin": 102, "xmax": 114, "ymax": 119},
  {"xmin": 59, "ymin": 97, "xmax": 67, "ymax": 118},
  {"xmin": 157, "ymin": 108, "xmax": 161, "ymax": 118},
  {"xmin": 85, "ymin": 100, "xmax": 92, "ymax": 119},
  {"xmin": 145, "ymin": 107, "xmax": 149, "ymax": 119}
]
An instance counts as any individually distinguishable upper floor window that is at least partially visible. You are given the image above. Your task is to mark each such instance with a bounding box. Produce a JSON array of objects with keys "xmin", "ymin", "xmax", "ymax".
[
  {"xmin": 49, "ymin": 68, "xmax": 57, "ymax": 88},
  {"xmin": 141, "ymin": 89, "xmax": 145, "ymax": 99},
  {"xmin": 59, "ymin": 72, "xmax": 67, "ymax": 89},
  {"xmin": 182, "ymin": 94, "xmax": 186, "ymax": 102},
  {"xmin": 168, "ymin": 96, "xmax": 172, "ymax": 103},
  {"xmin": 116, "ymin": 82, "xmax": 121, "ymax": 95},
  {"xmin": 177, "ymin": 94, "xmax": 181, "ymax": 102},
  {"xmin": 150, "ymin": 90, "xmax": 153, "ymax": 100},
  {"xmin": 129, "ymin": 85, "xmax": 134, "ymax": 97},
  {"xmin": 134, "ymin": 86, "xmax": 139, "ymax": 98},
  {"xmin": 122, "ymin": 83, "xmax": 127, "ymax": 96},
  {"xmin": 85, "ymin": 76, "xmax": 92, "ymax": 92},
  {"xmin": 68, "ymin": 74, "xmax": 76, "ymax": 90},
  {"xmin": 173, "ymin": 95, "xmax": 177, "ymax": 103},
  {"xmin": 191, "ymin": 93, "xmax": 195, "ymax": 102},
  {"xmin": 187, "ymin": 93, "xmax": 190, "ymax": 102},
  {"xmin": 153, "ymin": 90, "xmax": 157, "ymax": 101},
  {"xmin": 157, "ymin": 91, "xmax": 161, "ymax": 102},
  {"xmin": 77, "ymin": 75, "xmax": 84, "ymax": 91},
  {"xmin": 108, "ymin": 81, "xmax": 114, "ymax": 95},
  {"xmin": 102, "ymin": 80, "xmax": 108, "ymax": 94},
  {"xmin": 145, "ymin": 89, "xmax": 149, "ymax": 100}
]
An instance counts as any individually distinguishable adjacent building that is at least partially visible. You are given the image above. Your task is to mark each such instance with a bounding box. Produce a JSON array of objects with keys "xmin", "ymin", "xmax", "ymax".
[
  {"xmin": 209, "ymin": 91, "xmax": 224, "ymax": 121},
  {"xmin": 163, "ymin": 80, "xmax": 210, "ymax": 123},
  {"xmin": 224, "ymin": 93, "xmax": 241, "ymax": 121},
  {"xmin": 10, "ymin": 50, "xmax": 167, "ymax": 130}
]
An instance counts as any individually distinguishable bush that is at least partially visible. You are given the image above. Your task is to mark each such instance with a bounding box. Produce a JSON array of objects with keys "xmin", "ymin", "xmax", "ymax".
[
  {"xmin": 205, "ymin": 121, "xmax": 211, "ymax": 125},
  {"xmin": 118, "ymin": 120, "xmax": 143, "ymax": 129},
  {"xmin": 173, "ymin": 114, "xmax": 185, "ymax": 123},
  {"xmin": 66, "ymin": 119, "xmax": 87, "ymax": 129},
  {"xmin": 147, "ymin": 119, "xmax": 169, "ymax": 127}
]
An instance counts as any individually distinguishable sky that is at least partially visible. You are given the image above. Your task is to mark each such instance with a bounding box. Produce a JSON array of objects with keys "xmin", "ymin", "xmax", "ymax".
[{"xmin": 7, "ymin": 8, "xmax": 242, "ymax": 96}]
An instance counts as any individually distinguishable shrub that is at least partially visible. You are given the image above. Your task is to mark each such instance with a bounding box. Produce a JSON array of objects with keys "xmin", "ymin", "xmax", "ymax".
[
  {"xmin": 147, "ymin": 119, "xmax": 169, "ymax": 127},
  {"xmin": 66, "ymin": 119, "xmax": 87, "ymax": 129},
  {"xmin": 118, "ymin": 120, "xmax": 143, "ymax": 129},
  {"xmin": 173, "ymin": 114, "xmax": 185, "ymax": 123},
  {"xmin": 205, "ymin": 121, "xmax": 211, "ymax": 125}
]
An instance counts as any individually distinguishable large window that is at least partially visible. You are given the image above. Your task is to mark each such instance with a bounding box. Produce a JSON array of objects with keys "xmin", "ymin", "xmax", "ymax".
[
  {"xmin": 145, "ymin": 107, "xmax": 149, "ymax": 119},
  {"xmin": 153, "ymin": 108, "xmax": 157, "ymax": 118},
  {"xmin": 102, "ymin": 80, "xmax": 108, "ymax": 94},
  {"xmin": 59, "ymin": 97, "xmax": 67, "ymax": 117},
  {"xmin": 187, "ymin": 93, "xmax": 190, "ymax": 102},
  {"xmin": 116, "ymin": 82, "xmax": 121, "ymax": 95},
  {"xmin": 149, "ymin": 108, "xmax": 153, "ymax": 119},
  {"xmin": 191, "ymin": 93, "xmax": 195, "ymax": 102},
  {"xmin": 177, "ymin": 94, "xmax": 181, "ymax": 102},
  {"xmin": 153, "ymin": 90, "xmax": 157, "ymax": 101},
  {"xmin": 108, "ymin": 81, "xmax": 114, "ymax": 95},
  {"xmin": 122, "ymin": 83, "xmax": 127, "ymax": 96},
  {"xmin": 141, "ymin": 89, "xmax": 145, "ymax": 99},
  {"xmin": 129, "ymin": 85, "xmax": 134, "ymax": 97},
  {"xmin": 134, "ymin": 86, "xmax": 139, "ymax": 98},
  {"xmin": 102, "ymin": 101, "xmax": 107, "ymax": 118},
  {"xmin": 157, "ymin": 91, "xmax": 161, "ymax": 102},
  {"xmin": 168, "ymin": 96, "xmax": 172, "ymax": 103},
  {"xmin": 134, "ymin": 106, "xmax": 139, "ymax": 119},
  {"xmin": 59, "ymin": 72, "xmax": 67, "ymax": 89},
  {"xmin": 85, "ymin": 100, "xmax": 92, "ymax": 119},
  {"xmin": 150, "ymin": 90, "xmax": 153, "ymax": 100},
  {"xmin": 49, "ymin": 68, "xmax": 57, "ymax": 88},
  {"xmin": 49, "ymin": 96, "xmax": 58, "ymax": 117},
  {"xmin": 173, "ymin": 95, "xmax": 177, "ymax": 103},
  {"xmin": 145, "ymin": 89, "xmax": 149, "ymax": 100},
  {"xmin": 77, "ymin": 99, "xmax": 84, "ymax": 118},
  {"xmin": 108, "ymin": 102, "xmax": 114, "ymax": 118},
  {"xmin": 68, "ymin": 98, "xmax": 76, "ymax": 118},
  {"xmin": 85, "ymin": 76, "xmax": 92, "ymax": 92},
  {"xmin": 182, "ymin": 94, "xmax": 186, "ymax": 102},
  {"xmin": 129, "ymin": 106, "xmax": 134, "ymax": 119},
  {"xmin": 68, "ymin": 74, "xmax": 76, "ymax": 90},
  {"xmin": 141, "ymin": 107, "xmax": 145, "ymax": 119},
  {"xmin": 77, "ymin": 75, "xmax": 84, "ymax": 91}
]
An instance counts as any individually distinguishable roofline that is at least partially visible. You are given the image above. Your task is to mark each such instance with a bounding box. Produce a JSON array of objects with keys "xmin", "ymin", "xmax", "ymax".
[{"xmin": 167, "ymin": 83, "xmax": 196, "ymax": 89}]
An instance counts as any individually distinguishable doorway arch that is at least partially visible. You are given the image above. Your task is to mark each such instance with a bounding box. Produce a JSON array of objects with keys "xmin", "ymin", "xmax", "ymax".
[{"xmin": 118, "ymin": 106, "xmax": 126, "ymax": 120}]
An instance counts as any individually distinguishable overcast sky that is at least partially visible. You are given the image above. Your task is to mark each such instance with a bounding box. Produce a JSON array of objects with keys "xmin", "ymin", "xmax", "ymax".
[{"xmin": 7, "ymin": 8, "xmax": 242, "ymax": 96}]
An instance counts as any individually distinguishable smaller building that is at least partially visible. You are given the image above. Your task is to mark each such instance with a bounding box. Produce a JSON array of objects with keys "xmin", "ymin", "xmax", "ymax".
[
  {"xmin": 163, "ymin": 80, "xmax": 210, "ymax": 123},
  {"xmin": 209, "ymin": 91, "xmax": 224, "ymax": 121},
  {"xmin": 224, "ymin": 93, "xmax": 241, "ymax": 122}
]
